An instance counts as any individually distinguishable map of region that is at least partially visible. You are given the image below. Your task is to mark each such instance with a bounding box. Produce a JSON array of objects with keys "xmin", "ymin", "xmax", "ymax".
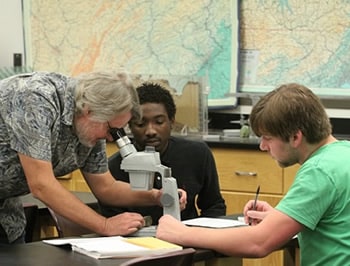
[
  {"xmin": 239, "ymin": 0, "xmax": 350, "ymax": 95},
  {"xmin": 25, "ymin": 0, "xmax": 237, "ymax": 106}
]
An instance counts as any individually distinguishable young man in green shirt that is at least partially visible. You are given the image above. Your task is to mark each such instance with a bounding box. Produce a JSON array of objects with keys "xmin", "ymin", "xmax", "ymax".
[{"xmin": 156, "ymin": 83, "xmax": 350, "ymax": 265}]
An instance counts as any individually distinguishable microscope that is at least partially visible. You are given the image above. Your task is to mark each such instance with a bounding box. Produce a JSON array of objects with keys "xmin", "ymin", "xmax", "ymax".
[{"xmin": 109, "ymin": 128, "xmax": 181, "ymax": 221}]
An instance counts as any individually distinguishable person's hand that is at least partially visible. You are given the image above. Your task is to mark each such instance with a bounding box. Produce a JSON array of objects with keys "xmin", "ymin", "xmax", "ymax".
[
  {"xmin": 151, "ymin": 188, "xmax": 162, "ymax": 206},
  {"xmin": 103, "ymin": 212, "xmax": 145, "ymax": 236},
  {"xmin": 178, "ymin": 188, "xmax": 187, "ymax": 211},
  {"xmin": 156, "ymin": 214, "xmax": 187, "ymax": 245},
  {"xmin": 243, "ymin": 200, "xmax": 274, "ymax": 225}
]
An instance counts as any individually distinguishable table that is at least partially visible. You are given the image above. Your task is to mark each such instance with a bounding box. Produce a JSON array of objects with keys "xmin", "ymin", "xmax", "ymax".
[
  {"xmin": 19, "ymin": 193, "xmax": 297, "ymax": 266},
  {"xmin": 0, "ymin": 240, "xmax": 241, "ymax": 266}
]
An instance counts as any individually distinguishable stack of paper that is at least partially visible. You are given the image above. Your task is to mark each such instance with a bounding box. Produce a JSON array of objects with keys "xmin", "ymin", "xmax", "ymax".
[
  {"xmin": 182, "ymin": 217, "xmax": 247, "ymax": 228},
  {"xmin": 43, "ymin": 236, "xmax": 182, "ymax": 259}
]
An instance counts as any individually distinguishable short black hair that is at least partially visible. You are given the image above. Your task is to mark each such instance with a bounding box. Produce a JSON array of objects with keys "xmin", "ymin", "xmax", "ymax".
[{"xmin": 136, "ymin": 82, "xmax": 176, "ymax": 120}]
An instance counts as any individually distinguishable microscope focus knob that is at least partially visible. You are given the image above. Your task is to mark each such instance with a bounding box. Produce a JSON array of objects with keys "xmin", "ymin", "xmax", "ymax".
[{"xmin": 160, "ymin": 193, "xmax": 174, "ymax": 207}]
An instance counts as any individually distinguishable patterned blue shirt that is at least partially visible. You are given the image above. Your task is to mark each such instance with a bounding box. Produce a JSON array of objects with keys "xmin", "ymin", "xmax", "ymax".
[{"xmin": 0, "ymin": 72, "xmax": 108, "ymax": 242}]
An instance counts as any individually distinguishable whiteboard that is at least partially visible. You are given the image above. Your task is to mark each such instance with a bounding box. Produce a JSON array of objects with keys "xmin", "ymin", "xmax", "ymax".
[{"xmin": 0, "ymin": 0, "xmax": 25, "ymax": 67}]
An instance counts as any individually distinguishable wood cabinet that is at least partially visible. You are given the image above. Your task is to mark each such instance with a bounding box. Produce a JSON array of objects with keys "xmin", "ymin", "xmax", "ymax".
[
  {"xmin": 211, "ymin": 147, "xmax": 299, "ymax": 266},
  {"xmin": 212, "ymin": 148, "xmax": 283, "ymax": 213}
]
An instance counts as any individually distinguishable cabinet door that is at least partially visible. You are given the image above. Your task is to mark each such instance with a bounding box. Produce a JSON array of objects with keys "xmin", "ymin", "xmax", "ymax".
[
  {"xmin": 243, "ymin": 252, "xmax": 284, "ymax": 266},
  {"xmin": 221, "ymin": 191, "xmax": 282, "ymax": 215},
  {"xmin": 212, "ymin": 148, "xmax": 283, "ymax": 194}
]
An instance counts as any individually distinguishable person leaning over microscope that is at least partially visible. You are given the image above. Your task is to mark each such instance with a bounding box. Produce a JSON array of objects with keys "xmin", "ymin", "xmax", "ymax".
[
  {"xmin": 0, "ymin": 71, "xmax": 186, "ymax": 244},
  {"xmin": 100, "ymin": 82, "xmax": 226, "ymax": 224}
]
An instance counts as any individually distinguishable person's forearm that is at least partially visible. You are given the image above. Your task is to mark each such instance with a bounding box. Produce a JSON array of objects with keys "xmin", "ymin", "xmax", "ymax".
[
  {"xmin": 95, "ymin": 179, "xmax": 160, "ymax": 207},
  {"xmin": 19, "ymin": 154, "xmax": 109, "ymax": 235},
  {"xmin": 31, "ymin": 177, "xmax": 108, "ymax": 235},
  {"xmin": 180, "ymin": 226, "xmax": 268, "ymax": 258}
]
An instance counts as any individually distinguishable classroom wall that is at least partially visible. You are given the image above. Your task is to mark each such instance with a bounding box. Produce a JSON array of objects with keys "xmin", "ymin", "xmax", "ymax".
[
  {"xmin": 0, "ymin": 0, "xmax": 25, "ymax": 67},
  {"xmin": 2, "ymin": 0, "xmax": 349, "ymax": 119}
]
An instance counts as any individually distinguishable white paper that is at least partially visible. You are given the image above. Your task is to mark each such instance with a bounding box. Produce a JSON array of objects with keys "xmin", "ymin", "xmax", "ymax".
[
  {"xmin": 182, "ymin": 217, "xmax": 247, "ymax": 228},
  {"xmin": 70, "ymin": 237, "xmax": 149, "ymax": 259},
  {"xmin": 43, "ymin": 236, "xmax": 182, "ymax": 259},
  {"xmin": 43, "ymin": 237, "xmax": 95, "ymax": 246}
]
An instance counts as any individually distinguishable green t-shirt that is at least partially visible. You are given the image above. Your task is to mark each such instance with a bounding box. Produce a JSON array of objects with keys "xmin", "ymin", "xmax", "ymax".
[{"xmin": 276, "ymin": 141, "xmax": 350, "ymax": 265}]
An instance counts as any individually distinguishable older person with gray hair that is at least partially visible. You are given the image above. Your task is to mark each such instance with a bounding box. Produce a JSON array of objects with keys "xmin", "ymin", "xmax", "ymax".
[{"xmin": 0, "ymin": 71, "xmax": 186, "ymax": 244}]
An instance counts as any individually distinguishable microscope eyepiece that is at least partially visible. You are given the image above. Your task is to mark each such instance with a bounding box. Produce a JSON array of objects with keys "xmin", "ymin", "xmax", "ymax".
[
  {"xmin": 109, "ymin": 127, "xmax": 125, "ymax": 141},
  {"xmin": 111, "ymin": 127, "xmax": 136, "ymax": 157}
]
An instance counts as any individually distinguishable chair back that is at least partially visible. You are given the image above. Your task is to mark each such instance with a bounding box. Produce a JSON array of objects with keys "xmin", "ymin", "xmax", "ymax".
[
  {"xmin": 48, "ymin": 208, "xmax": 93, "ymax": 238},
  {"xmin": 120, "ymin": 248, "xmax": 196, "ymax": 266},
  {"xmin": 23, "ymin": 203, "xmax": 38, "ymax": 243}
]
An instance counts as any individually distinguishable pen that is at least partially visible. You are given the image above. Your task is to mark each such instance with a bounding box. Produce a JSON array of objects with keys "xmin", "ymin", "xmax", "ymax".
[{"xmin": 249, "ymin": 185, "xmax": 260, "ymax": 225}]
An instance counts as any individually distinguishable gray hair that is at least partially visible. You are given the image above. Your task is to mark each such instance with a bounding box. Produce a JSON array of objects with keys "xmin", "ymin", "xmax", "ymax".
[{"xmin": 74, "ymin": 70, "xmax": 140, "ymax": 122}]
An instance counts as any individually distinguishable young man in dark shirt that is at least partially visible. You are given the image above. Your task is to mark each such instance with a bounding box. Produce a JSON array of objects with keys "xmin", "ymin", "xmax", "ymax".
[{"xmin": 100, "ymin": 82, "xmax": 226, "ymax": 223}]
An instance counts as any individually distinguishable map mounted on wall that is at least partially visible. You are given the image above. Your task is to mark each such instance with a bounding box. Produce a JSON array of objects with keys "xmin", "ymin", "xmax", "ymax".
[
  {"xmin": 239, "ymin": 1, "xmax": 350, "ymax": 96},
  {"xmin": 23, "ymin": 0, "xmax": 239, "ymax": 108}
]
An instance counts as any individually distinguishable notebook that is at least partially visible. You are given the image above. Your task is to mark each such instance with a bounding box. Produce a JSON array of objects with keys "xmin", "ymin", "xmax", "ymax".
[{"xmin": 43, "ymin": 236, "xmax": 182, "ymax": 259}]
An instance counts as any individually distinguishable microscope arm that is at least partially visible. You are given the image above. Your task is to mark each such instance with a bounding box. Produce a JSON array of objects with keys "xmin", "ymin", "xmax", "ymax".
[
  {"xmin": 120, "ymin": 151, "xmax": 181, "ymax": 220},
  {"xmin": 112, "ymin": 129, "xmax": 180, "ymax": 220}
]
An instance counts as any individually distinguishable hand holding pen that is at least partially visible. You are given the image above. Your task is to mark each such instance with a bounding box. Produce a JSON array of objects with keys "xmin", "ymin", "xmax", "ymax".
[
  {"xmin": 243, "ymin": 185, "xmax": 275, "ymax": 225},
  {"xmin": 249, "ymin": 185, "xmax": 260, "ymax": 225}
]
